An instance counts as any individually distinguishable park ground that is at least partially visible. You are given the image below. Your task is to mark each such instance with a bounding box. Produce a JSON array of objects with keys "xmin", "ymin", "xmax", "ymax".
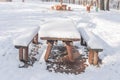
[{"xmin": 0, "ymin": 1, "xmax": 120, "ymax": 80}]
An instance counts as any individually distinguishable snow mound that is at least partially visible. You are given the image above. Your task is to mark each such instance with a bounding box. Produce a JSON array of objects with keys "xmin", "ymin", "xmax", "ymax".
[{"xmin": 13, "ymin": 26, "xmax": 40, "ymax": 47}]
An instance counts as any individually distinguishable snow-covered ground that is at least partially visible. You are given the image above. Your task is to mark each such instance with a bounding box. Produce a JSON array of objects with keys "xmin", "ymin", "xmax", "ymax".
[{"xmin": 0, "ymin": 1, "xmax": 120, "ymax": 80}]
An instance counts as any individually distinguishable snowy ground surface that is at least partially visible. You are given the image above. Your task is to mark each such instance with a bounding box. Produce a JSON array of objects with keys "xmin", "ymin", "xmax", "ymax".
[{"xmin": 0, "ymin": 1, "xmax": 120, "ymax": 80}]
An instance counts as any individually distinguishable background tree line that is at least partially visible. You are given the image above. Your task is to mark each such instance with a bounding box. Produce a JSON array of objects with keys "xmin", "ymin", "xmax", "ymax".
[
  {"xmin": 7, "ymin": 0, "xmax": 119, "ymax": 10},
  {"xmin": 42, "ymin": 0, "xmax": 120, "ymax": 10}
]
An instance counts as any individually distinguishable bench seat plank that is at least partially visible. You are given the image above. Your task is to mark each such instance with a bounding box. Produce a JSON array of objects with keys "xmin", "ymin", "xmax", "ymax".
[
  {"xmin": 87, "ymin": 36, "xmax": 103, "ymax": 51},
  {"xmin": 79, "ymin": 27, "xmax": 103, "ymax": 51},
  {"xmin": 13, "ymin": 27, "xmax": 40, "ymax": 47}
]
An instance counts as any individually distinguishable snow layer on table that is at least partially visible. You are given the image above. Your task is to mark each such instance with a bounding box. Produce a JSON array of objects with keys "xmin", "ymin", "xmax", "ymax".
[
  {"xmin": 13, "ymin": 26, "xmax": 40, "ymax": 47},
  {"xmin": 39, "ymin": 19, "xmax": 80, "ymax": 40}
]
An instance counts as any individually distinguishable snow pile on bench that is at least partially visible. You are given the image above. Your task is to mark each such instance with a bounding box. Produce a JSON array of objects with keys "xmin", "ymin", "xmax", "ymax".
[
  {"xmin": 39, "ymin": 19, "xmax": 80, "ymax": 40},
  {"xmin": 79, "ymin": 27, "xmax": 103, "ymax": 51},
  {"xmin": 13, "ymin": 26, "xmax": 40, "ymax": 47},
  {"xmin": 79, "ymin": 27, "xmax": 90, "ymax": 42},
  {"xmin": 87, "ymin": 36, "xmax": 103, "ymax": 50}
]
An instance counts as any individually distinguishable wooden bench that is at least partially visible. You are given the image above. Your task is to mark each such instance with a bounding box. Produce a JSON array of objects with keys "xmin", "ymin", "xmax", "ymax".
[
  {"xmin": 39, "ymin": 19, "xmax": 80, "ymax": 62},
  {"xmin": 13, "ymin": 27, "xmax": 40, "ymax": 63},
  {"xmin": 54, "ymin": 4, "xmax": 67, "ymax": 10},
  {"xmin": 79, "ymin": 27, "xmax": 103, "ymax": 65},
  {"xmin": 51, "ymin": 3, "xmax": 71, "ymax": 11},
  {"xmin": 86, "ymin": 5, "xmax": 91, "ymax": 13}
]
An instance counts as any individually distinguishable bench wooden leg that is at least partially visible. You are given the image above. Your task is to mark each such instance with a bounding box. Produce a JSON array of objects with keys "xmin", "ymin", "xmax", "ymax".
[
  {"xmin": 88, "ymin": 49, "xmax": 99, "ymax": 65},
  {"xmin": 81, "ymin": 36, "xmax": 87, "ymax": 46},
  {"xmin": 65, "ymin": 41, "xmax": 74, "ymax": 62},
  {"xmin": 81, "ymin": 36, "xmax": 84, "ymax": 45},
  {"xmin": 19, "ymin": 47, "xmax": 28, "ymax": 62},
  {"xmin": 32, "ymin": 34, "xmax": 38, "ymax": 44},
  {"xmin": 23, "ymin": 47, "xmax": 28, "ymax": 62},
  {"xmin": 88, "ymin": 49, "xmax": 94, "ymax": 65},
  {"xmin": 44, "ymin": 40, "xmax": 54, "ymax": 62},
  {"xmin": 93, "ymin": 51, "xmax": 98, "ymax": 65},
  {"xmin": 19, "ymin": 47, "xmax": 23, "ymax": 61}
]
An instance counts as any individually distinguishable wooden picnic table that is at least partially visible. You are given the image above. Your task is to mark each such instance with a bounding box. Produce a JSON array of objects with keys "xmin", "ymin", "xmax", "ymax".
[{"xmin": 39, "ymin": 19, "xmax": 80, "ymax": 62}]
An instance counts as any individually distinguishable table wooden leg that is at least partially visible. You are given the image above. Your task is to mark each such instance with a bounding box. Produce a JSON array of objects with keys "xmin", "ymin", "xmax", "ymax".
[
  {"xmin": 44, "ymin": 40, "xmax": 54, "ymax": 62},
  {"xmin": 88, "ymin": 49, "xmax": 94, "ymax": 65},
  {"xmin": 19, "ymin": 47, "xmax": 23, "ymax": 61},
  {"xmin": 93, "ymin": 51, "xmax": 98, "ymax": 65},
  {"xmin": 65, "ymin": 41, "xmax": 74, "ymax": 62}
]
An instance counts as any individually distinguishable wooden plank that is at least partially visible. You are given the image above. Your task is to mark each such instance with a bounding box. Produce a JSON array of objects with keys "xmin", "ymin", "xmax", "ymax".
[
  {"xmin": 88, "ymin": 48, "xmax": 103, "ymax": 52},
  {"xmin": 15, "ymin": 46, "xmax": 28, "ymax": 49},
  {"xmin": 40, "ymin": 37, "xmax": 80, "ymax": 41}
]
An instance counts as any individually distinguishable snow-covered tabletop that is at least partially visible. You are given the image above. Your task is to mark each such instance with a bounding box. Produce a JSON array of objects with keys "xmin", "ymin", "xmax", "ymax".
[{"xmin": 39, "ymin": 19, "xmax": 80, "ymax": 41}]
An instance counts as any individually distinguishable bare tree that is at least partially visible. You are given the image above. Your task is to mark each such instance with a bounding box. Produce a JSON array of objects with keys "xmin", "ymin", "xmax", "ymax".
[
  {"xmin": 100, "ymin": 0, "xmax": 105, "ymax": 10},
  {"xmin": 117, "ymin": 1, "xmax": 120, "ymax": 10},
  {"xmin": 96, "ymin": 0, "xmax": 99, "ymax": 7},
  {"xmin": 106, "ymin": 0, "xmax": 109, "ymax": 10},
  {"xmin": 60, "ymin": 0, "xmax": 63, "ymax": 5},
  {"xmin": 69, "ymin": 0, "xmax": 70, "ymax": 3},
  {"xmin": 72, "ymin": 0, "xmax": 75, "ymax": 4}
]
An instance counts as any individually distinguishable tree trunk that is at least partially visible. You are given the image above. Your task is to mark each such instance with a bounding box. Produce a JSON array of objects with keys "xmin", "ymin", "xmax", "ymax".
[
  {"xmin": 117, "ymin": 1, "xmax": 120, "ymax": 10},
  {"xmin": 73, "ymin": 0, "xmax": 75, "ymax": 4},
  {"xmin": 90, "ymin": 0, "xmax": 93, "ymax": 6},
  {"xmin": 80, "ymin": 0, "xmax": 83, "ymax": 4},
  {"xmin": 69, "ymin": 0, "xmax": 70, "ymax": 4},
  {"xmin": 60, "ymin": 0, "xmax": 63, "ymax": 5},
  {"xmin": 100, "ymin": 0, "xmax": 105, "ymax": 10},
  {"xmin": 106, "ymin": 0, "xmax": 109, "ymax": 11},
  {"xmin": 96, "ymin": 0, "xmax": 99, "ymax": 7},
  {"xmin": 78, "ymin": 0, "xmax": 80, "ymax": 5}
]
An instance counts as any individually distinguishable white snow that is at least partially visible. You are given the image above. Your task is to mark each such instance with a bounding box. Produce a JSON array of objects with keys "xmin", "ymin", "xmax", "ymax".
[
  {"xmin": 13, "ymin": 26, "xmax": 40, "ymax": 47},
  {"xmin": 0, "ymin": 1, "xmax": 120, "ymax": 80},
  {"xmin": 79, "ymin": 27, "xmax": 91, "ymax": 42},
  {"xmin": 79, "ymin": 27, "xmax": 103, "ymax": 49},
  {"xmin": 39, "ymin": 19, "xmax": 80, "ymax": 40}
]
